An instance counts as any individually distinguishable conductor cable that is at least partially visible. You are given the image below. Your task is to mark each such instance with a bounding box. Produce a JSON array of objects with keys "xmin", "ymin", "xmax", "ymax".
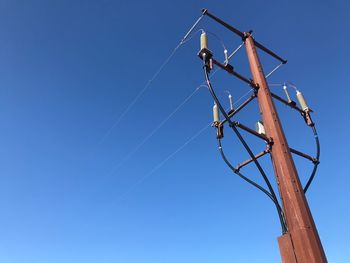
[
  {"xmin": 304, "ymin": 125, "xmax": 320, "ymax": 193},
  {"xmin": 217, "ymin": 138, "xmax": 287, "ymax": 233},
  {"xmin": 204, "ymin": 65, "xmax": 287, "ymax": 233}
]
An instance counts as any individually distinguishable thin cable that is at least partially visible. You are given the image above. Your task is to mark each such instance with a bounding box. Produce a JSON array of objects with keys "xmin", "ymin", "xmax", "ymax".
[
  {"xmin": 304, "ymin": 125, "xmax": 320, "ymax": 193},
  {"xmin": 98, "ymin": 15, "xmax": 205, "ymax": 145},
  {"xmin": 265, "ymin": 62, "xmax": 284, "ymax": 79},
  {"xmin": 106, "ymin": 85, "xmax": 204, "ymax": 175},
  {"xmin": 180, "ymin": 15, "xmax": 205, "ymax": 44},
  {"xmin": 181, "ymin": 28, "xmax": 207, "ymax": 45},
  {"xmin": 206, "ymin": 31, "xmax": 227, "ymax": 51},
  {"xmin": 116, "ymin": 90, "xmax": 254, "ymax": 201},
  {"xmin": 268, "ymin": 83, "xmax": 284, "ymax": 87},
  {"xmin": 98, "ymin": 44, "xmax": 182, "ymax": 145},
  {"xmin": 204, "ymin": 64, "xmax": 287, "ymax": 233},
  {"xmin": 286, "ymin": 81, "xmax": 298, "ymax": 91},
  {"xmin": 116, "ymin": 122, "xmax": 211, "ymax": 202},
  {"xmin": 105, "ymin": 49, "xmax": 234, "ymax": 175},
  {"xmin": 228, "ymin": 42, "xmax": 244, "ymax": 60}
]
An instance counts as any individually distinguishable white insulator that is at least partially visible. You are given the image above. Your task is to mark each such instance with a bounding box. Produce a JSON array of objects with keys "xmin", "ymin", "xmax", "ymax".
[
  {"xmin": 200, "ymin": 32, "xmax": 208, "ymax": 50},
  {"xmin": 228, "ymin": 94, "xmax": 233, "ymax": 110},
  {"xmin": 213, "ymin": 103, "xmax": 220, "ymax": 123},
  {"xmin": 283, "ymin": 85, "xmax": 292, "ymax": 103},
  {"xmin": 255, "ymin": 121, "xmax": 266, "ymax": 135},
  {"xmin": 224, "ymin": 49, "xmax": 229, "ymax": 65},
  {"xmin": 296, "ymin": 90, "xmax": 309, "ymax": 111}
]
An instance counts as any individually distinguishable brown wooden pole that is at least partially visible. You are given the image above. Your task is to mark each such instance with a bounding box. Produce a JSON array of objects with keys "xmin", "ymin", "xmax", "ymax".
[{"xmin": 244, "ymin": 34, "xmax": 327, "ymax": 263}]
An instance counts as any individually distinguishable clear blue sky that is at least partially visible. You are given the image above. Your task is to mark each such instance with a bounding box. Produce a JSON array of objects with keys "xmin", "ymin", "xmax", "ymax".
[{"xmin": 0, "ymin": 0, "xmax": 349, "ymax": 262}]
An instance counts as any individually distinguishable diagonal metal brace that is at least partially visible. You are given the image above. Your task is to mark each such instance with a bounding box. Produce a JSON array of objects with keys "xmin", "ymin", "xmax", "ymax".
[
  {"xmin": 290, "ymin": 147, "xmax": 319, "ymax": 164},
  {"xmin": 221, "ymin": 93, "xmax": 257, "ymax": 124},
  {"xmin": 211, "ymin": 59, "xmax": 257, "ymax": 88},
  {"xmin": 236, "ymin": 147, "xmax": 270, "ymax": 171}
]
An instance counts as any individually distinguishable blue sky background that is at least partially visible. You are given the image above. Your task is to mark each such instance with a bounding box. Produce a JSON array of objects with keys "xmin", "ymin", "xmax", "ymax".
[{"xmin": 0, "ymin": 0, "xmax": 349, "ymax": 262}]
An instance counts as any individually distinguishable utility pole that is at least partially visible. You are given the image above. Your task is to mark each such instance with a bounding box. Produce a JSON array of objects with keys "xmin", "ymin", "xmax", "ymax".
[
  {"xmin": 197, "ymin": 9, "xmax": 327, "ymax": 262},
  {"xmin": 245, "ymin": 34, "xmax": 327, "ymax": 263}
]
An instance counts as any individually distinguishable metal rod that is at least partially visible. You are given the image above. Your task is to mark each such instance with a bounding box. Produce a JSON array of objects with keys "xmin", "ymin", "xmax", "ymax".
[
  {"xmin": 253, "ymin": 40, "xmax": 287, "ymax": 64},
  {"xmin": 181, "ymin": 14, "xmax": 204, "ymax": 44},
  {"xmin": 265, "ymin": 62, "xmax": 284, "ymax": 79},
  {"xmin": 228, "ymin": 42, "xmax": 245, "ymax": 60},
  {"xmin": 202, "ymin": 9, "xmax": 244, "ymax": 39},
  {"xmin": 236, "ymin": 149, "xmax": 269, "ymax": 170},
  {"xmin": 212, "ymin": 59, "xmax": 255, "ymax": 87},
  {"xmin": 221, "ymin": 94, "xmax": 256, "ymax": 124},
  {"xmin": 290, "ymin": 147, "xmax": 316, "ymax": 163},
  {"xmin": 202, "ymin": 9, "xmax": 287, "ymax": 64},
  {"xmin": 235, "ymin": 122, "xmax": 269, "ymax": 142},
  {"xmin": 270, "ymin": 92, "xmax": 304, "ymax": 114}
]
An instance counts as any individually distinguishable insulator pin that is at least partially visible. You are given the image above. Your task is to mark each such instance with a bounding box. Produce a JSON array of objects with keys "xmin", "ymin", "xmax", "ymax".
[
  {"xmin": 283, "ymin": 85, "xmax": 292, "ymax": 103},
  {"xmin": 224, "ymin": 49, "xmax": 229, "ymax": 65},
  {"xmin": 228, "ymin": 94, "xmax": 233, "ymax": 110}
]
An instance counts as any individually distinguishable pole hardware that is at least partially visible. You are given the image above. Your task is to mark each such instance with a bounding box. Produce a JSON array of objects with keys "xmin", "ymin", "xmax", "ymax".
[
  {"xmin": 196, "ymin": 9, "xmax": 326, "ymax": 262},
  {"xmin": 236, "ymin": 145, "xmax": 270, "ymax": 171}
]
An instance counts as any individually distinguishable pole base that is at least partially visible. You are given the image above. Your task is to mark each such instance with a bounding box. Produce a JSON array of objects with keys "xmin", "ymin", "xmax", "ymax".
[{"xmin": 278, "ymin": 233, "xmax": 297, "ymax": 263}]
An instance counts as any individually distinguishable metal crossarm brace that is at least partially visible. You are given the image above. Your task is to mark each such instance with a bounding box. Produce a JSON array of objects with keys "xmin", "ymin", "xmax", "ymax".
[
  {"xmin": 221, "ymin": 94, "xmax": 257, "ymax": 124},
  {"xmin": 212, "ymin": 59, "xmax": 256, "ymax": 87},
  {"xmin": 236, "ymin": 148, "xmax": 270, "ymax": 171},
  {"xmin": 290, "ymin": 147, "xmax": 318, "ymax": 163},
  {"xmin": 202, "ymin": 9, "xmax": 287, "ymax": 64}
]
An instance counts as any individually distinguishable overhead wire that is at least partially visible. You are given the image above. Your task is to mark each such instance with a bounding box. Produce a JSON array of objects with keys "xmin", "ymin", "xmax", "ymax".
[
  {"xmin": 304, "ymin": 125, "xmax": 320, "ymax": 193},
  {"xmin": 228, "ymin": 41, "xmax": 244, "ymax": 60},
  {"xmin": 105, "ymin": 40, "xmax": 246, "ymax": 176},
  {"xmin": 265, "ymin": 62, "xmax": 284, "ymax": 79},
  {"xmin": 116, "ymin": 88, "xmax": 254, "ymax": 201},
  {"xmin": 116, "ymin": 122, "xmax": 211, "ymax": 202},
  {"xmin": 105, "ymin": 85, "xmax": 206, "ymax": 176},
  {"xmin": 98, "ymin": 14, "xmax": 205, "ymax": 145}
]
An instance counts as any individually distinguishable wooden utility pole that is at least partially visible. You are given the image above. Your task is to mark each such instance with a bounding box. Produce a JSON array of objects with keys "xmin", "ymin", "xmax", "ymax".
[{"xmin": 244, "ymin": 34, "xmax": 327, "ymax": 263}]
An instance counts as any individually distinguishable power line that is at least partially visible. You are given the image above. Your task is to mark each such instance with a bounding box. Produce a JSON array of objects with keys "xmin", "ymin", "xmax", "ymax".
[
  {"xmin": 105, "ymin": 85, "xmax": 204, "ymax": 176},
  {"xmin": 116, "ymin": 122, "xmax": 210, "ymax": 202},
  {"xmin": 97, "ymin": 15, "xmax": 205, "ymax": 145},
  {"xmin": 104, "ymin": 40, "xmax": 247, "ymax": 176},
  {"xmin": 98, "ymin": 43, "xmax": 182, "ymax": 145},
  {"xmin": 116, "ymin": 89, "xmax": 254, "ymax": 201}
]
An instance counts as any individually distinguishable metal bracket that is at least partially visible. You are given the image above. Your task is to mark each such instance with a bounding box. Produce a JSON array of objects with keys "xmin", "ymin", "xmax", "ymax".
[
  {"xmin": 211, "ymin": 58, "xmax": 257, "ymax": 88},
  {"xmin": 213, "ymin": 121, "xmax": 224, "ymax": 139},
  {"xmin": 236, "ymin": 145, "xmax": 270, "ymax": 171},
  {"xmin": 290, "ymin": 147, "xmax": 318, "ymax": 164}
]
